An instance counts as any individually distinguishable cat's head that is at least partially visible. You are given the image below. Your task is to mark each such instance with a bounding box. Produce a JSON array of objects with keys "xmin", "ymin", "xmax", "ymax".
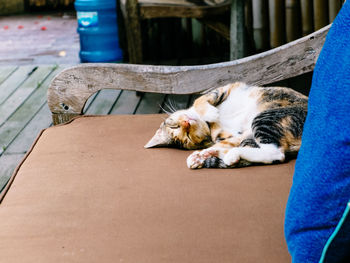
[{"xmin": 145, "ymin": 109, "xmax": 213, "ymax": 149}]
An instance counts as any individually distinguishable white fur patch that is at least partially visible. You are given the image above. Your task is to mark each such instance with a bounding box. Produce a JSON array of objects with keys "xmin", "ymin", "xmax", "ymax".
[
  {"xmin": 223, "ymin": 144, "xmax": 285, "ymax": 166},
  {"xmin": 218, "ymin": 85, "xmax": 259, "ymax": 136},
  {"xmin": 202, "ymin": 105, "xmax": 220, "ymax": 123}
]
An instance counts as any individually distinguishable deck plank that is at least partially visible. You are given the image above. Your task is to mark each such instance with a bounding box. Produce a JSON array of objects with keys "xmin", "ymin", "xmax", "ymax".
[
  {"xmin": 0, "ymin": 66, "xmax": 64, "ymax": 155},
  {"xmin": 0, "ymin": 153, "xmax": 24, "ymax": 192},
  {"xmin": 85, "ymin": 89, "xmax": 122, "ymax": 115},
  {"xmin": 0, "ymin": 66, "xmax": 17, "ymax": 85},
  {"xmin": 5, "ymin": 103, "xmax": 52, "ymax": 154},
  {"xmin": 110, "ymin": 90, "xmax": 142, "ymax": 114},
  {"xmin": 135, "ymin": 93, "xmax": 166, "ymax": 114},
  {"xmin": 0, "ymin": 65, "xmax": 36, "ymax": 105},
  {"xmin": 0, "ymin": 65, "xmax": 55, "ymax": 126}
]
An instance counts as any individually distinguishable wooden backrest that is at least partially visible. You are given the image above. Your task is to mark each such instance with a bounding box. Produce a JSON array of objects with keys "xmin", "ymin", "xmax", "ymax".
[{"xmin": 48, "ymin": 25, "xmax": 330, "ymax": 125}]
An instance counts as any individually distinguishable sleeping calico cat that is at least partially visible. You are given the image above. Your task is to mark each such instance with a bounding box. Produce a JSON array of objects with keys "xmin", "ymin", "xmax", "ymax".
[{"xmin": 145, "ymin": 82, "xmax": 308, "ymax": 169}]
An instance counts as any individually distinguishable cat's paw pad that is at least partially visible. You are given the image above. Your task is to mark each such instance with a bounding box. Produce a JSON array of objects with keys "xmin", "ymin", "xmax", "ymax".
[
  {"xmin": 223, "ymin": 148, "xmax": 240, "ymax": 166},
  {"xmin": 203, "ymin": 105, "xmax": 220, "ymax": 123},
  {"xmin": 187, "ymin": 149, "xmax": 219, "ymax": 169}
]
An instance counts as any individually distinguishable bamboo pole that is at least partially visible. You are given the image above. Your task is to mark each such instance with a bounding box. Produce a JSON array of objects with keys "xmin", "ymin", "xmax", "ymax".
[
  {"xmin": 245, "ymin": 0, "xmax": 253, "ymax": 33},
  {"xmin": 286, "ymin": 0, "xmax": 302, "ymax": 42},
  {"xmin": 301, "ymin": 0, "xmax": 313, "ymax": 36},
  {"xmin": 252, "ymin": 0, "xmax": 269, "ymax": 51},
  {"xmin": 328, "ymin": 0, "xmax": 342, "ymax": 22},
  {"xmin": 313, "ymin": 0, "xmax": 328, "ymax": 30},
  {"xmin": 230, "ymin": 0, "xmax": 246, "ymax": 59},
  {"xmin": 268, "ymin": 0, "xmax": 285, "ymax": 48}
]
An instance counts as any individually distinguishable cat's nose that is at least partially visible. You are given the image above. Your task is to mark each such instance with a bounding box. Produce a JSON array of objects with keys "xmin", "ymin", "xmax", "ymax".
[{"xmin": 181, "ymin": 120, "xmax": 190, "ymax": 130}]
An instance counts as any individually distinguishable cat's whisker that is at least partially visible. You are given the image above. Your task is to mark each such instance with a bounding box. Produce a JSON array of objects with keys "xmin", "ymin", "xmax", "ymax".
[
  {"xmin": 167, "ymin": 99, "xmax": 178, "ymax": 113},
  {"xmin": 163, "ymin": 101, "xmax": 175, "ymax": 113},
  {"xmin": 159, "ymin": 104, "xmax": 172, "ymax": 115}
]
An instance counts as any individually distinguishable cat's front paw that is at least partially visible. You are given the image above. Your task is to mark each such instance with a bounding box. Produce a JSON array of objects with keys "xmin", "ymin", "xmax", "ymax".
[
  {"xmin": 187, "ymin": 148, "xmax": 219, "ymax": 169},
  {"xmin": 223, "ymin": 148, "xmax": 240, "ymax": 166},
  {"xmin": 203, "ymin": 105, "xmax": 220, "ymax": 123}
]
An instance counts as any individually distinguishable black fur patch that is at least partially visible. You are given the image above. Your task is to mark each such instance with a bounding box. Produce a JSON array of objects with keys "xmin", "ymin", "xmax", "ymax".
[
  {"xmin": 203, "ymin": 157, "xmax": 227, "ymax": 168},
  {"xmin": 252, "ymin": 106, "xmax": 307, "ymax": 146},
  {"xmin": 240, "ymin": 138, "xmax": 260, "ymax": 148}
]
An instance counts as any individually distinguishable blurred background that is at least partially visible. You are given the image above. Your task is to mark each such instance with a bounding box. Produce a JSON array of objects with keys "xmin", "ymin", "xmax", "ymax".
[{"xmin": 0, "ymin": 0, "xmax": 344, "ymax": 66}]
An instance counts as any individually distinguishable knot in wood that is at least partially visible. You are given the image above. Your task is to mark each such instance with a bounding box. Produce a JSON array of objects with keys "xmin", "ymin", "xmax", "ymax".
[{"xmin": 60, "ymin": 103, "xmax": 69, "ymax": 111}]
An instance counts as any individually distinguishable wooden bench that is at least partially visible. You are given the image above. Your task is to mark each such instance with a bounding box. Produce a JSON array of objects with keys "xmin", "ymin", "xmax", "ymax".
[
  {"xmin": 48, "ymin": 24, "xmax": 329, "ymax": 125},
  {"xmin": 0, "ymin": 25, "xmax": 329, "ymax": 263}
]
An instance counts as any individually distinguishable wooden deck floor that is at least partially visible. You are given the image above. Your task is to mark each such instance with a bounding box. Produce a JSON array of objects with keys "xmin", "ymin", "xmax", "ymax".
[
  {"xmin": 0, "ymin": 13, "xmax": 79, "ymax": 65},
  {"xmin": 0, "ymin": 64, "xmax": 195, "ymax": 191}
]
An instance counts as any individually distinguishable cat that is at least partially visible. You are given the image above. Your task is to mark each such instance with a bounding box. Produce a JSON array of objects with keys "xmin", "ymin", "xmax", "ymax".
[{"xmin": 145, "ymin": 82, "xmax": 308, "ymax": 169}]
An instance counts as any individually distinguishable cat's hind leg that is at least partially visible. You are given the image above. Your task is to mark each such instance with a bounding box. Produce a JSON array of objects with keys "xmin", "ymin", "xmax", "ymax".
[{"xmin": 223, "ymin": 143, "xmax": 285, "ymax": 166}]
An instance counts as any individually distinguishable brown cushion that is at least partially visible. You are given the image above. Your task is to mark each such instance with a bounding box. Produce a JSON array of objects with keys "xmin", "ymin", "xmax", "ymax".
[{"xmin": 0, "ymin": 115, "xmax": 293, "ymax": 263}]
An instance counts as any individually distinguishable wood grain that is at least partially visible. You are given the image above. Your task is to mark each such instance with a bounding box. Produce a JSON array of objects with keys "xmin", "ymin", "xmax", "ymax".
[{"xmin": 48, "ymin": 25, "xmax": 330, "ymax": 125}]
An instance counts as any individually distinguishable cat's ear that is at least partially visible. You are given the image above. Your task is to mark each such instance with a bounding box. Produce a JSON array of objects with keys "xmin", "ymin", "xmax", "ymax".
[{"xmin": 144, "ymin": 128, "xmax": 173, "ymax": 148}]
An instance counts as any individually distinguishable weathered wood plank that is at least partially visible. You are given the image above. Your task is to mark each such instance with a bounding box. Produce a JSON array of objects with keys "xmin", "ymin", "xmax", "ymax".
[
  {"xmin": 109, "ymin": 90, "xmax": 141, "ymax": 114},
  {"xmin": 5, "ymin": 103, "xmax": 52, "ymax": 154},
  {"xmin": 85, "ymin": 89, "xmax": 122, "ymax": 115},
  {"xmin": 0, "ymin": 66, "xmax": 63, "ymax": 155},
  {"xmin": 0, "ymin": 154, "xmax": 24, "ymax": 193},
  {"xmin": 48, "ymin": 25, "xmax": 330, "ymax": 123},
  {"xmin": 0, "ymin": 65, "xmax": 55, "ymax": 126},
  {"xmin": 0, "ymin": 66, "xmax": 17, "ymax": 85},
  {"xmin": 135, "ymin": 93, "xmax": 166, "ymax": 114},
  {"xmin": 0, "ymin": 65, "xmax": 36, "ymax": 105}
]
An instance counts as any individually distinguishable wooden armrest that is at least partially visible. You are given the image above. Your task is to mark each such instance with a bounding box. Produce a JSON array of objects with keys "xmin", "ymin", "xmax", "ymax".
[{"xmin": 48, "ymin": 25, "xmax": 330, "ymax": 125}]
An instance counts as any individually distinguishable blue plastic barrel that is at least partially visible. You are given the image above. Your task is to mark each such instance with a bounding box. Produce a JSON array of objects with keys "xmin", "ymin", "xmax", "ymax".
[{"xmin": 75, "ymin": 0, "xmax": 123, "ymax": 62}]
